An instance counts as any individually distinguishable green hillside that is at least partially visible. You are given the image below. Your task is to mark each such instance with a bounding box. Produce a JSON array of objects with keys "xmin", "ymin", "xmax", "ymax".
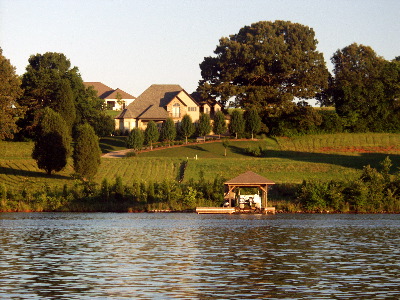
[{"xmin": 1, "ymin": 133, "xmax": 400, "ymax": 193}]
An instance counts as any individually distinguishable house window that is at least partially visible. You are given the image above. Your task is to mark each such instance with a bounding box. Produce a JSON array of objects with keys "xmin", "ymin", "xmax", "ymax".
[
  {"xmin": 107, "ymin": 101, "xmax": 116, "ymax": 110},
  {"xmin": 188, "ymin": 107, "xmax": 197, "ymax": 112},
  {"xmin": 172, "ymin": 103, "xmax": 180, "ymax": 118},
  {"xmin": 205, "ymin": 107, "xmax": 209, "ymax": 113}
]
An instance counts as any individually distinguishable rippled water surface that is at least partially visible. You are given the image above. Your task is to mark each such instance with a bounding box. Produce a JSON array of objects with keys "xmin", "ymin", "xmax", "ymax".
[{"xmin": 1, "ymin": 213, "xmax": 399, "ymax": 299}]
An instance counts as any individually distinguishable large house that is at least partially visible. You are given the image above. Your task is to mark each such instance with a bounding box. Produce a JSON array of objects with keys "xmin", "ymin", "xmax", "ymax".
[
  {"xmin": 83, "ymin": 82, "xmax": 136, "ymax": 110},
  {"xmin": 115, "ymin": 84, "xmax": 201, "ymax": 132}
]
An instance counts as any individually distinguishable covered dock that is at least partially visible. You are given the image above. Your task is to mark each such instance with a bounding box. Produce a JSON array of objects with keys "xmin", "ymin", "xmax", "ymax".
[{"xmin": 196, "ymin": 171, "xmax": 276, "ymax": 214}]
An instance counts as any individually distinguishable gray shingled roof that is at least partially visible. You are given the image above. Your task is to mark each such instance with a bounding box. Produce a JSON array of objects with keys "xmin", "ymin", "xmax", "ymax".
[
  {"xmin": 115, "ymin": 84, "xmax": 184, "ymax": 119},
  {"xmin": 225, "ymin": 171, "xmax": 275, "ymax": 185}
]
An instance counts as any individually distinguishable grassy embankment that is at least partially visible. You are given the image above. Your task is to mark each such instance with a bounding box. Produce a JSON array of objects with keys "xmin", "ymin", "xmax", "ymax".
[{"xmin": 1, "ymin": 132, "xmax": 399, "ymax": 194}]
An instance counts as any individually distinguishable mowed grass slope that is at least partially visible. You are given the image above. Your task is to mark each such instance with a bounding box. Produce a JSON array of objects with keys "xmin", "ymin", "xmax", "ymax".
[{"xmin": 1, "ymin": 133, "xmax": 399, "ymax": 192}]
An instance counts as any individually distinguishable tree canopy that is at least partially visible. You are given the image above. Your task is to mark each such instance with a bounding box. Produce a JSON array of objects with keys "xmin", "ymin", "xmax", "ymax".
[
  {"xmin": 197, "ymin": 20, "xmax": 329, "ymax": 111},
  {"xmin": 17, "ymin": 52, "xmax": 112, "ymax": 137},
  {"xmin": 0, "ymin": 48, "xmax": 24, "ymax": 140},
  {"xmin": 330, "ymin": 43, "xmax": 400, "ymax": 132},
  {"xmin": 127, "ymin": 128, "xmax": 144, "ymax": 151},
  {"xmin": 229, "ymin": 109, "xmax": 245, "ymax": 138},
  {"xmin": 244, "ymin": 108, "xmax": 261, "ymax": 139},
  {"xmin": 197, "ymin": 113, "xmax": 212, "ymax": 139}
]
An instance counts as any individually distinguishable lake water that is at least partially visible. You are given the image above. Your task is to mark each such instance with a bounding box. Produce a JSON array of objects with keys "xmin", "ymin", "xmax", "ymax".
[{"xmin": 0, "ymin": 213, "xmax": 399, "ymax": 299}]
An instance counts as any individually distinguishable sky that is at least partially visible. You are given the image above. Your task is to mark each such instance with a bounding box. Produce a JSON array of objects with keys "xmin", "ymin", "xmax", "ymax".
[{"xmin": 1, "ymin": 0, "xmax": 399, "ymax": 97}]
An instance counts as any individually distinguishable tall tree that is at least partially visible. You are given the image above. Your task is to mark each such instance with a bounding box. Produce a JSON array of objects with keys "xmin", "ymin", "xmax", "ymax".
[
  {"xmin": 0, "ymin": 48, "xmax": 24, "ymax": 140},
  {"xmin": 198, "ymin": 20, "xmax": 329, "ymax": 111},
  {"xmin": 18, "ymin": 52, "xmax": 110, "ymax": 137},
  {"xmin": 127, "ymin": 128, "xmax": 144, "ymax": 151},
  {"xmin": 212, "ymin": 111, "xmax": 227, "ymax": 138},
  {"xmin": 179, "ymin": 114, "xmax": 195, "ymax": 144},
  {"xmin": 160, "ymin": 118, "xmax": 176, "ymax": 146},
  {"xmin": 144, "ymin": 121, "xmax": 159, "ymax": 149},
  {"xmin": 330, "ymin": 43, "xmax": 387, "ymax": 132},
  {"xmin": 73, "ymin": 123, "xmax": 101, "ymax": 180},
  {"xmin": 244, "ymin": 108, "xmax": 261, "ymax": 139},
  {"xmin": 18, "ymin": 53, "xmax": 77, "ymax": 135},
  {"xmin": 32, "ymin": 107, "xmax": 72, "ymax": 175},
  {"xmin": 229, "ymin": 109, "xmax": 245, "ymax": 139},
  {"xmin": 197, "ymin": 113, "xmax": 211, "ymax": 140}
]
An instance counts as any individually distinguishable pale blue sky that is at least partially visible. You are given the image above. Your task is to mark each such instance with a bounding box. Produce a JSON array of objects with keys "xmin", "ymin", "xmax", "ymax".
[{"xmin": 1, "ymin": 0, "xmax": 399, "ymax": 97}]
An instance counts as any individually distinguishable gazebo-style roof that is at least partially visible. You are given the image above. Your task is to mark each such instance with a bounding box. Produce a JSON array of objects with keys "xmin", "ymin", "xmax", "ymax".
[{"xmin": 224, "ymin": 171, "xmax": 275, "ymax": 186}]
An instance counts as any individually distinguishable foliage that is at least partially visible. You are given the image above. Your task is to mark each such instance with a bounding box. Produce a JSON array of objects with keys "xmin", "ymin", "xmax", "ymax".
[
  {"xmin": 330, "ymin": 43, "xmax": 400, "ymax": 132},
  {"xmin": 244, "ymin": 108, "xmax": 261, "ymax": 139},
  {"xmin": 179, "ymin": 114, "xmax": 195, "ymax": 144},
  {"xmin": 32, "ymin": 107, "xmax": 72, "ymax": 175},
  {"xmin": 73, "ymin": 123, "xmax": 101, "ymax": 180},
  {"xmin": 198, "ymin": 20, "xmax": 329, "ymax": 111},
  {"xmin": 160, "ymin": 118, "xmax": 177, "ymax": 146},
  {"xmin": 144, "ymin": 120, "xmax": 159, "ymax": 149},
  {"xmin": 197, "ymin": 113, "xmax": 212, "ymax": 138},
  {"xmin": 0, "ymin": 48, "xmax": 24, "ymax": 140},
  {"xmin": 297, "ymin": 157, "xmax": 400, "ymax": 212},
  {"xmin": 126, "ymin": 128, "xmax": 144, "ymax": 151},
  {"xmin": 229, "ymin": 109, "xmax": 245, "ymax": 138},
  {"xmin": 17, "ymin": 52, "xmax": 108, "ymax": 138},
  {"xmin": 212, "ymin": 110, "xmax": 227, "ymax": 138}
]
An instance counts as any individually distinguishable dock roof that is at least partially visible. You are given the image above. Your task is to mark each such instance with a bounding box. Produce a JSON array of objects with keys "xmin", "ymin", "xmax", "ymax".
[{"xmin": 224, "ymin": 171, "xmax": 275, "ymax": 185}]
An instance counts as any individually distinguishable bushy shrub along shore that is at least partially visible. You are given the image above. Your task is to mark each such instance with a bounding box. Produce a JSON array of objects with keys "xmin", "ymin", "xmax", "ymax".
[{"xmin": 1, "ymin": 158, "xmax": 399, "ymax": 213}]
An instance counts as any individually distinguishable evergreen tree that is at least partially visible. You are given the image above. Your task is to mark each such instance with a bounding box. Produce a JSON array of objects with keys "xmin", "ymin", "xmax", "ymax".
[
  {"xmin": 244, "ymin": 108, "xmax": 261, "ymax": 139},
  {"xmin": 144, "ymin": 121, "xmax": 159, "ymax": 149},
  {"xmin": 197, "ymin": 113, "xmax": 211, "ymax": 140},
  {"xmin": 32, "ymin": 107, "xmax": 72, "ymax": 175},
  {"xmin": 160, "ymin": 118, "xmax": 176, "ymax": 146},
  {"xmin": 229, "ymin": 109, "xmax": 245, "ymax": 139},
  {"xmin": 179, "ymin": 114, "xmax": 195, "ymax": 144},
  {"xmin": 73, "ymin": 123, "xmax": 101, "ymax": 180},
  {"xmin": 212, "ymin": 111, "xmax": 226, "ymax": 138},
  {"xmin": 127, "ymin": 128, "xmax": 144, "ymax": 151},
  {"xmin": 0, "ymin": 48, "xmax": 24, "ymax": 140}
]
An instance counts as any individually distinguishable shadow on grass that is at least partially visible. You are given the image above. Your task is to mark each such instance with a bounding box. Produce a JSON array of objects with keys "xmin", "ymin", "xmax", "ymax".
[
  {"xmin": 185, "ymin": 145, "xmax": 208, "ymax": 152},
  {"xmin": 263, "ymin": 149, "xmax": 400, "ymax": 170},
  {"xmin": 229, "ymin": 145, "xmax": 249, "ymax": 156},
  {"xmin": 99, "ymin": 136, "xmax": 127, "ymax": 153},
  {"xmin": 0, "ymin": 166, "xmax": 72, "ymax": 180}
]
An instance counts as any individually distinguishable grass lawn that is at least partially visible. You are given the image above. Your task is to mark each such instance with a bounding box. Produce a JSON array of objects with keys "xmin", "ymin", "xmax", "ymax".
[{"xmin": 1, "ymin": 133, "xmax": 399, "ymax": 192}]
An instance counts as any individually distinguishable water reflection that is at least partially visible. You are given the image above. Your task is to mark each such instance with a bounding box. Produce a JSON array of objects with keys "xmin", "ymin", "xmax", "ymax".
[{"xmin": 0, "ymin": 213, "xmax": 399, "ymax": 299}]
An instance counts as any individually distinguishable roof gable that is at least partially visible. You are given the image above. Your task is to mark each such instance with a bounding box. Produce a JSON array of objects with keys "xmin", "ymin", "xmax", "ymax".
[
  {"xmin": 83, "ymin": 82, "xmax": 135, "ymax": 100},
  {"xmin": 225, "ymin": 171, "xmax": 275, "ymax": 185},
  {"xmin": 118, "ymin": 84, "xmax": 194, "ymax": 120}
]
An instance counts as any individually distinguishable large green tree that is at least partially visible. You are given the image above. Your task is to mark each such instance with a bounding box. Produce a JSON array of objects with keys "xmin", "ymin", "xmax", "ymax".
[
  {"xmin": 212, "ymin": 111, "xmax": 227, "ymax": 138},
  {"xmin": 0, "ymin": 48, "xmax": 24, "ymax": 140},
  {"xmin": 18, "ymin": 53, "xmax": 77, "ymax": 134},
  {"xmin": 330, "ymin": 43, "xmax": 400, "ymax": 132},
  {"xmin": 160, "ymin": 118, "xmax": 176, "ymax": 146},
  {"xmin": 32, "ymin": 107, "xmax": 72, "ymax": 174},
  {"xmin": 198, "ymin": 20, "xmax": 329, "ymax": 111},
  {"xmin": 73, "ymin": 123, "xmax": 101, "ymax": 180},
  {"xmin": 18, "ymin": 52, "xmax": 111, "ymax": 137},
  {"xmin": 179, "ymin": 114, "xmax": 195, "ymax": 144},
  {"xmin": 144, "ymin": 121, "xmax": 159, "ymax": 149}
]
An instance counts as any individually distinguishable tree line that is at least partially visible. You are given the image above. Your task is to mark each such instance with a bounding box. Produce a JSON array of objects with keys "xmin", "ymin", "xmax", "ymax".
[
  {"xmin": 125, "ymin": 109, "xmax": 262, "ymax": 151},
  {"xmin": 197, "ymin": 20, "xmax": 400, "ymax": 135}
]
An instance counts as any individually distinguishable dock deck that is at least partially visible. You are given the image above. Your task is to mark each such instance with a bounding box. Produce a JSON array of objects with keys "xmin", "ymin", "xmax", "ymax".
[{"xmin": 196, "ymin": 207, "xmax": 276, "ymax": 214}]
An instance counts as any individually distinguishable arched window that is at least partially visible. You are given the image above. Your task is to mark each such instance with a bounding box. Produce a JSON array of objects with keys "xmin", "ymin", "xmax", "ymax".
[{"xmin": 172, "ymin": 103, "xmax": 180, "ymax": 118}]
